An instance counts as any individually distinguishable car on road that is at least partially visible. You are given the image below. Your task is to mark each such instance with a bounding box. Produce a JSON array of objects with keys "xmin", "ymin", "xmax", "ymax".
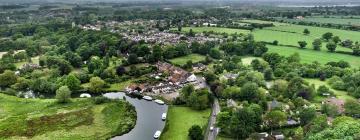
[
  {"xmin": 154, "ymin": 130, "xmax": 161, "ymax": 139},
  {"xmin": 210, "ymin": 126, "xmax": 214, "ymax": 131},
  {"xmin": 161, "ymin": 113, "xmax": 167, "ymax": 121}
]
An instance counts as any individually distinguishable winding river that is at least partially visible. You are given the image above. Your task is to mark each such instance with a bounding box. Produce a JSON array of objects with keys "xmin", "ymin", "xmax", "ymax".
[{"xmin": 103, "ymin": 92, "xmax": 168, "ymax": 140}]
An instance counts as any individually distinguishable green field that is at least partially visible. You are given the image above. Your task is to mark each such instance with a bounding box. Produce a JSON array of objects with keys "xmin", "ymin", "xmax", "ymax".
[
  {"xmin": 169, "ymin": 54, "xmax": 206, "ymax": 66},
  {"xmin": 253, "ymin": 24, "xmax": 360, "ymax": 52},
  {"xmin": 304, "ymin": 78, "xmax": 355, "ymax": 102},
  {"xmin": 279, "ymin": 16, "xmax": 360, "ymax": 26},
  {"xmin": 0, "ymin": 93, "xmax": 136, "ymax": 140},
  {"xmin": 160, "ymin": 106, "xmax": 211, "ymax": 140},
  {"xmin": 267, "ymin": 45, "xmax": 360, "ymax": 68},
  {"xmin": 180, "ymin": 27, "xmax": 250, "ymax": 34},
  {"xmin": 239, "ymin": 19, "xmax": 289, "ymax": 26}
]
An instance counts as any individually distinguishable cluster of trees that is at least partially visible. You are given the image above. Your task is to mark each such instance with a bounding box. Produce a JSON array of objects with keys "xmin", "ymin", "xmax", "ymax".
[{"xmin": 176, "ymin": 85, "xmax": 211, "ymax": 110}]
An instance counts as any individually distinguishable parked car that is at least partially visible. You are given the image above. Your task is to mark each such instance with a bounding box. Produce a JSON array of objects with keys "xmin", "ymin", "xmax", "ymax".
[{"xmin": 154, "ymin": 130, "xmax": 161, "ymax": 139}]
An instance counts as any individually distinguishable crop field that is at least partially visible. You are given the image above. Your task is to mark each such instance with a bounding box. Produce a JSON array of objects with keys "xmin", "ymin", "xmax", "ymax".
[
  {"xmin": 180, "ymin": 27, "xmax": 250, "ymax": 34},
  {"xmin": 267, "ymin": 45, "xmax": 360, "ymax": 68}
]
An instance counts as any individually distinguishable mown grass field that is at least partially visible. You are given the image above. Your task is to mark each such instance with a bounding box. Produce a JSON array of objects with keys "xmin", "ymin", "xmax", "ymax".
[
  {"xmin": 180, "ymin": 27, "xmax": 250, "ymax": 34},
  {"xmin": 0, "ymin": 93, "xmax": 136, "ymax": 140},
  {"xmin": 267, "ymin": 45, "xmax": 360, "ymax": 68},
  {"xmin": 160, "ymin": 106, "xmax": 210, "ymax": 140},
  {"xmin": 169, "ymin": 54, "xmax": 206, "ymax": 66}
]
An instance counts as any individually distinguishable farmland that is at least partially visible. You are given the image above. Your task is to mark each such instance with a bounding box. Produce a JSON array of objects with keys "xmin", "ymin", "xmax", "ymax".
[
  {"xmin": 267, "ymin": 45, "xmax": 360, "ymax": 67},
  {"xmin": 278, "ymin": 16, "xmax": 360, "ymax": 26}
]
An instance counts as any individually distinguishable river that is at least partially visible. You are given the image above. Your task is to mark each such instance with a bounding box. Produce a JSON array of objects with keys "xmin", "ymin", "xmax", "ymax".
[{"xmin": 103, "ymin": 92, "xmax": 168, "ymax": 140}]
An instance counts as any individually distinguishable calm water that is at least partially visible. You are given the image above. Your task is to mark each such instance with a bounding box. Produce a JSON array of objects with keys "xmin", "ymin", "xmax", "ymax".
[{"xmin": 103, "ymin": 92, "xmax": 168, "ymax": 140}]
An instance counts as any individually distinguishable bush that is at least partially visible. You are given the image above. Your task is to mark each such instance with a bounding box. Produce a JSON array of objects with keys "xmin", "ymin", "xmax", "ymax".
[
  {"xmin": 188, "ymin": 125, "xmax": 203, "ymax": 140},
  {"xmin": 93, "ymin": 96, "xmax": 111, "ymax": 104}
]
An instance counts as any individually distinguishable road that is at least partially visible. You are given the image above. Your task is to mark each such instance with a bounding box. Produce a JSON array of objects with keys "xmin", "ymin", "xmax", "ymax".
[{"xmin": 205, "ymin": 98, "xmax": 221, "ymax": 140}]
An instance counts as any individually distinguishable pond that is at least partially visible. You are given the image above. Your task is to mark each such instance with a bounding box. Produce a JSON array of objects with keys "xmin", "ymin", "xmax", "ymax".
[{"xmin": 103, "ymin": 92, "xmax": 168, "ymax": 140}]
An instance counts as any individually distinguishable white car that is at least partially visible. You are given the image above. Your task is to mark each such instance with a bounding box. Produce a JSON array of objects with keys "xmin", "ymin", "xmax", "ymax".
[
  {"xmin": 210, "ymin": 126, "xmax": 214, "ymax": 131},
  {"xmin": 154, "ymin": 130, "xmax": 161, "ymax": 139},
  {"xmin": 162, "ymin": 113, "xmax": 167, "ymax": 120}
]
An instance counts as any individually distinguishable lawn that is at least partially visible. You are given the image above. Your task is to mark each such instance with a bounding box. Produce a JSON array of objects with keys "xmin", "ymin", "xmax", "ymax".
[
  {"xmin": 180, "ymin": 27, "xmax": 250, "ymax": 34},
  {"xmin": 160, "ymin": 106, "xmax": 211, "ymax": 140},
  {"xmin": 304, "ymin": 78, "xmax": 355, "ymax": 102},
  {"xmin": 267, "ymin": 45, "xmax": 360, "ymax": 68},
  {"xmin": 14, "ymin": 56, "xmax": 40, "ymax": 68},
  {"xmin": 169, "ymin": 54, "xmax": 206, "ymax": 66},
  {"xmin": 241, "ymin": 56, "xmax": 261, "ymax": 65},
  {"xmin": 0, "ymin": 93, "xmax": 136, "ymax": 140}
]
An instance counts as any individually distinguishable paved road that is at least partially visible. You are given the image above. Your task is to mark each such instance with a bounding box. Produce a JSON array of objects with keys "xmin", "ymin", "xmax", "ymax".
[{"xmin": 205, "ymin": 98, "xmax": 221, "ymax": 140}]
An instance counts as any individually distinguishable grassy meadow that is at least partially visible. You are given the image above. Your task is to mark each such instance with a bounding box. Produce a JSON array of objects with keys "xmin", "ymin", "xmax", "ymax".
[
  {"xmin": 169, "ymin": 54, "xmax": 206, "ymax": 66},
  {"xmin": 160, "ymin": 106, "xmax": 210, "ymax": 140},
  {"xmin": 267, "ymin": 45, "xmax": 360, "ymax": 68},
  {"xmin": 0, "ymin": 93, "xmax": 136, "ymax": 140}
]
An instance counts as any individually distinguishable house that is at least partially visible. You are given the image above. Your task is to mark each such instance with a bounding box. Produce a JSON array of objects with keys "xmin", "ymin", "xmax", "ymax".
[
  {"xmin": 222, "ymin": 73, "xmax": 239, "ymax": 80},
  {"xmin": 192, "ymin": 63, "xmax": 207, "ymax": 72},
  {"xmin": 272, "ymin": 132, "xmax": 285, "ymax": 140},
  {"xmin": 323, "ymin": 98, "xmax": 345, "ymax": 113},
  {"xmin": 125, "ymin": 84, "xmax": 149, "ymax": 94}
]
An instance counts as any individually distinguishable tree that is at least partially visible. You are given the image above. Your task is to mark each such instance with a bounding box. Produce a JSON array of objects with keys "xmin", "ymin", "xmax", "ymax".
[
  {"xmin": 88, "ymin": 57, "xmax": 103, "ymax": 73},
  {"xmin": 264, "ymin": 68, "xmax": 274, "ymax": 81},
  {"xmin": 230, "ymin": 107, "xmax": 261, "ymax": 139},
  {"xmin": 56, "ymin": 86, "xmax": 71, "ymax": 103},
  {"xmin": 63, "ymin": 74, "xmax": 81, "ymax": 91},
  {"xmin": 265, "ymin": 110, "xmax": 287, "ymax": 130},
  {"xmin": 89, "ymin": 77, "xmax": 105, "ymax": 93},
  {"xmin": 322, "ymin": 32, "xmax": 333, "ymax": 41},
  {"xmin": 188, "ymin": 125, "xmax": 203, "ymax": 140},
  {"xmin": 127, "ymin": 53, "xmax": 138, "ymax": 64},
  {"xmin": 0, "ymin": 70, "xmax": 17, "ymax": 88},
  {"xmin": 116, "ymin": 66, "xmax": 126, "ymax": 76},
  {"xmin": 326, "ymin": 41, "xmax": 337, "ymax": 52},
  {"xmin": 298, "ymin": 41, "xmax": 307, "ymax": 49},
  {"xmin": 321, "ymin": 103, "xmax": 339, "ymax": 117},
  {"xmin": 332, "ymin": 36, "xmax": 341, "ymax": 44},
  {"xmin": 209, "ymin": 48, "xmax": 221, "ymax": 59},
  {"xmin": 312, "ymin": 39, "xmax": 322, "ymax": 50},
  {"xmin": 303, "ymin": 28, "xmax": 310, "ymax": 35},
  {"xmin": 273, "ymin": 40, "xmax": 279, "ymax": 45},
  {"xmin": 344, "ymin": 99, "xmax": 360, "ymax": 117},
  {"xmin": 239, "ymin": 82, "xmax": 260, "ymax": 102},
  {"xmin": 299, "ymin": 107, "xmax": 316, "ymax": 126},
  {"xmin": 188, "ymin": 29, "xmax": 195, "ymax": 37},
  {"xmin": 187, "ymin": 89, "xmax": 210, "ymax": 110}
]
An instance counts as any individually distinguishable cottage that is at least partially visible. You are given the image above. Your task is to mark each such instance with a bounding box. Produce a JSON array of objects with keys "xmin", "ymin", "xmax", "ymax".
[
  {"xmin": 222, "ymin": 73, "xmax": 239, "ymax": 80},
  {"xmin": 192, "ymin": 63, "xmax": 207, "ymax": 72}
]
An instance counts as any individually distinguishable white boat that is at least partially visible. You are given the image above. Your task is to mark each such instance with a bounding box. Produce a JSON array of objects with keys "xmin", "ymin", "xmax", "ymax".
[
  {"xmin": 154, "ymin": 99, "xmax": 165, "ymax": 105},
  {"xmin": 154, "ymin": 130, "xmax": 161, "ymax": 139},
  {"xmin": 161, "ymin": 113, "xmax": 167, "ymax": 120},
  {"xmin": 143, "ymin": 96, "xmax": 153, "ymax": 101}
]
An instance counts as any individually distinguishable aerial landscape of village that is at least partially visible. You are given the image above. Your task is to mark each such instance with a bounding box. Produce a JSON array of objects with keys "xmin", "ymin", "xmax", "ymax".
[{"xmin": 0, "ymin": 0, "xmax": 360, "ymax": 139}]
